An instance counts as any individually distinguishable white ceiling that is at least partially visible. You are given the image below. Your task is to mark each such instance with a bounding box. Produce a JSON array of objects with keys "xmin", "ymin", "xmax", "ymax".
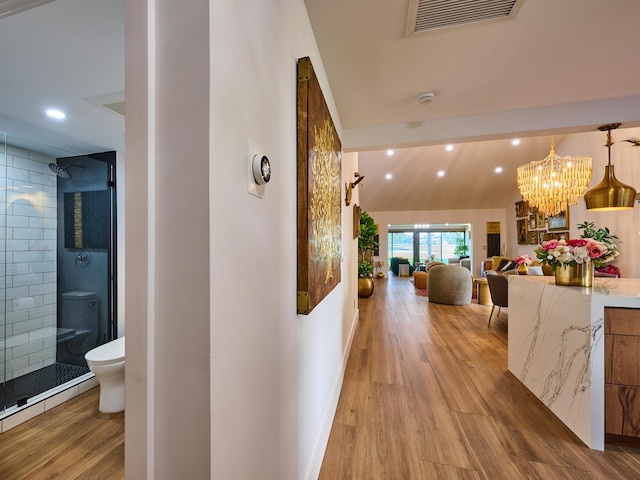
[
  {"xmin": 0, "ymin": 0, "xmax": 124, "ymax": 157},
  {"xmin": 305, "ymin": 0, "xmax": 640, "ymax": 211},
  {"xmin": 1, "ymin": 0, "xmax": 639, "ymax": 212}
]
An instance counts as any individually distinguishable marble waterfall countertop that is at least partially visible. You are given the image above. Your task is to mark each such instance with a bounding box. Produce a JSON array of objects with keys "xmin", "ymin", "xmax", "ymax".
[{"xmin": 507, "ymin": 275, "xmax": 640, "ymax": 450}]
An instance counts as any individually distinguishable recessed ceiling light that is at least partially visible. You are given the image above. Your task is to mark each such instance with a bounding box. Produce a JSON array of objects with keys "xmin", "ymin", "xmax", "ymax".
[
  {"xmin": 437, "ymin": 170, "xmax": 445, "ymax": 177},
  {"xmin": 495, "ymin": 167, "xmax": 503, "ymax": 173},
  {"xmin": 386, "ymin": 149, "xmax": 394, "ymax": 156},
  {"xmin": 46, "ymin": 109, "xmax": 65, "ymax": 120},
  {"xmin": 385, "ymin": 173, "xmax": 392, "ymax": 180},
  {"xmin": 446, "ymin": 145, "xmax": 453, "ymax": 151},
  {"xmin": 512, "ymin": 139, "xmax": 521, "ymax": 146}
]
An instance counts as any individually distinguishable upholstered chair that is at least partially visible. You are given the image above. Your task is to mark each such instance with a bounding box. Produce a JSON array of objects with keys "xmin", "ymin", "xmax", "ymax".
[
  {"xmin": 427, "ymin": 265, "xmax": 472, "ymax": 306},
  {"xmin": 486, "ymin": 273, "xmax": 509, "ymax": 326}
]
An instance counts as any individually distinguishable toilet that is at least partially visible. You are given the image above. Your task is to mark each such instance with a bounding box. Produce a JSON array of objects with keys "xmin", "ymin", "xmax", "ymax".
[{"xmin": 85, "ymin": 336, "xmax": 125, "ymax": 413}]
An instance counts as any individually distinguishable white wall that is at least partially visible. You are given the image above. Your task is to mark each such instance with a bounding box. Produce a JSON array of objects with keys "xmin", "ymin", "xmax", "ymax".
[
  {"xmin": 369, "ymin": 208, "xmax": 508, "ymax": 277},
  {"xmin": 506, "ymin": 127, "xmax": 640, "ymax": 278},
  {"xmin": 1, "ymin": 145, "xmax": 57, "ymax": 381},
  {"xmin": 125, "ymin": 1, "xmax": 359, "ymax": 479}
]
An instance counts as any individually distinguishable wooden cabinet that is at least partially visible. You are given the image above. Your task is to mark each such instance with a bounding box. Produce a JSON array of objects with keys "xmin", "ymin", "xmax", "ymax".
[{"xmin": 605, "ymin": 308, "xmax": 640, "ymax": 438}]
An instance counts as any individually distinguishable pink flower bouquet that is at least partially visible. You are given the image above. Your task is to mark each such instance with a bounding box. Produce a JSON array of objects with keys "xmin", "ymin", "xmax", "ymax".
[{"xmin": 534, "ymin": 238, "xmax": 619, "ymax": 271}]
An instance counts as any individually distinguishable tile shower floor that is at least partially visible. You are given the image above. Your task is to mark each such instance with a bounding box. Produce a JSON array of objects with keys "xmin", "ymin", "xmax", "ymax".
[{"xmin": 2, "ymin": 363, "xmax": 90, "ymax": 408}]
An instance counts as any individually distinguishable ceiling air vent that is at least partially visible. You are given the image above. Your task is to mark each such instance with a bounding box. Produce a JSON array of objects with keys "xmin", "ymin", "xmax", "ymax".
[
  {"xmin": 406, "ymin": 0, "xmax": 526, "ymax": 36},
  {"xmin": 86, "ymin": 92, "xmax": 125, "ymax": 119},
  {"xmin": 0, "ymin": 0, "xmax": 55, "ymax": 20}
]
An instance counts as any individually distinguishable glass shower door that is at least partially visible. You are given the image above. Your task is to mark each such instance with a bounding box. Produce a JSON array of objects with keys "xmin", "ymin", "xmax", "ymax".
[
  {"xmin": 0, "ymin": 141, "xmax": 116, "ymax": 413},
  {"xmin": 0, "ymin": 131, "xmax": 6, "ymax": 413},
  {"xmin": 55, "ymin": 152, "xmax": 116, "ymax": 368}
]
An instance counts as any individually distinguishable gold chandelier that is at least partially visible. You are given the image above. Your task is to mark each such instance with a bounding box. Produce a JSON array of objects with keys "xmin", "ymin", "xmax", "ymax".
[{"xmin": 516, "ymin": 138, "xmax": 592, "ymax": 216}]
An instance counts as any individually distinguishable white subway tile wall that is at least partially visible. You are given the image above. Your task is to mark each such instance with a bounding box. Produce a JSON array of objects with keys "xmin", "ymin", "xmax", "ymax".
[{"xmin": 1, "ymin": 145, "xmax": 57, "ymax": 381}]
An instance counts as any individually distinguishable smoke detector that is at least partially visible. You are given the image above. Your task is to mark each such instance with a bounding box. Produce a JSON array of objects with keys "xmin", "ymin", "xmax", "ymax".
[{"xmin": 418, "ymin": 92, "xmax": 436, "ymax": 105}]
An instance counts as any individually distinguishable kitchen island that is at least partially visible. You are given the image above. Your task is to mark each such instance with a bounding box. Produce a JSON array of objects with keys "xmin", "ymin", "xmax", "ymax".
[{"xmin": 508, "ymin": 275, "xmax": 640, "ymax": 450}]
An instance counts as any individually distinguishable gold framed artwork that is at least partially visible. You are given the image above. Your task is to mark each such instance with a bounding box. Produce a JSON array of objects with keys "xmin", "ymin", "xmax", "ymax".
[
  {"xmin": 535, "ymin": 212, "xmax": 545, "ymax": 229},
  {"xmin": 529, "ymin": 215, "xmax": 536, "ymax": 230},
  {"xmin": 539, "ymin": 230, "xmax": 547, "ymax": 243},
  {"xmin": 515, "ymin": 200, "xmax": 527, "ymax": 217},
  {"xmin": 296, "ymin": 56, "xmax": 342, "ymax": 315},
  {"xmin": 549, "ymin": 210, "xmax": 569, "ymax": 231},
  {"xmin": 546, "ymin": 231, "xmax": 568, "ymax": 241},
  {"xmin": 517, "ymin": 218, "xmax": 528, "ymax": 245},
  {"xmin": 528, "ymin": 230, "xmax": 539, "ymax": 245}
]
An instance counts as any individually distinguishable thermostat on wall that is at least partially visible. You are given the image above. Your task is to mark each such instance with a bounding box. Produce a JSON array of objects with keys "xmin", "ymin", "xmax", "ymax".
[
  {"xmin": 248, "ymin": 139, "xmax": 269, "ymax": 198},
  {"xmin": 252, "ymin": 154, "xmax": 271, "ymax": 185}
]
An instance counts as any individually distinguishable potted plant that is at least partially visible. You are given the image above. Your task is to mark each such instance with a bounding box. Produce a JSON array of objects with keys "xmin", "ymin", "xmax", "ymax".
[
  {"xmin": 454, "ymin": 237, "xmax": 468, "ymax": 258},
  {"xmin": 358, "ymin": 211, "xmax": 378, "ymax": 297},
  {"xmin": 577, "ymin": 221, "xmax": 621, "ymax": 277},
  {"xmin": 534, "ymin": 236, "xmax": 619, "ymax": 287}
]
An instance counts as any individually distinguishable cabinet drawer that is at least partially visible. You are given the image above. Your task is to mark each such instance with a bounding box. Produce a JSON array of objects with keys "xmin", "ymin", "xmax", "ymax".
[
  {"xmin": 605, "ymin": 307, "xmax": 640, "ymax": 335},
  {"xmin": 605, "ymin": 384, "xmax": 640, "ymax": 437},
  {"xmin": 607, "ymin": 335, "xmax": 640, "ymax": 386}
]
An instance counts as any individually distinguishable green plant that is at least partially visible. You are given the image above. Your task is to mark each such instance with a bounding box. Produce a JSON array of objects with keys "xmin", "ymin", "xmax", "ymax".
[
  {"xmin": 454, "ymin": 237, "xmax": 468, "ymax": 257},
  {"xmin": 577, "ymin": 221, "xmax": 618, "ymax": 245},
  {"xmin": 358, "ymin": 211, "xmax": 379, "ymax": 261},
  {"xmin": 358, "ymin": 261, "xmax": 374, "ymax": 278}
]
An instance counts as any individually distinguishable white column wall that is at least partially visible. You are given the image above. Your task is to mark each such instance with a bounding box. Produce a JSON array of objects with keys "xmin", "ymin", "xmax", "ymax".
[{"xmin": 125, "ymin": 0, "xmax": 212, "ymax": 478}]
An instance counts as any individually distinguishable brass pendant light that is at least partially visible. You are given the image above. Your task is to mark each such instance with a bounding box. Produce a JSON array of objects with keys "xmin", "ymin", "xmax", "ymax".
[{"xmin": 584, "ymin": 123, "xmax": 637, "ymax": 211}]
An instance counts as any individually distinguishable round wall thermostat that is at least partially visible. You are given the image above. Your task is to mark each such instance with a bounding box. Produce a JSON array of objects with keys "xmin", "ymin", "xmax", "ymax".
[{"xmin": 252, "ymin": 154, "xmax": 271, "ymax": 185}]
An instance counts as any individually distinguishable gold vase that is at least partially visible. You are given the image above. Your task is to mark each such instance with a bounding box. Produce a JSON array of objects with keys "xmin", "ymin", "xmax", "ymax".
[
  {"xmin": 358, "ymin": 277, "xmax": 375, "ymax": 298},
  {"xmin": 554, "ymin": 263, "xmax": 594, "ymax": 287},
  {"xmin": 517, "ymin": 263, "xmax": 528, "ymax": 275}
]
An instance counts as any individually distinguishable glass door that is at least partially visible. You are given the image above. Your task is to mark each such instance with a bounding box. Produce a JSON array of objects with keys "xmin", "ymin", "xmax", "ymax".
[
  {"xmin": 0, "ymin": 131, "xmax": 6, "ymax": 412},
  {"xmin": 0, "ymin": 143, "xmax": 116, "ymax": 413},
  {"xmin": 54, "ymin": 152, "xmax": 116, "ymax": 368}
]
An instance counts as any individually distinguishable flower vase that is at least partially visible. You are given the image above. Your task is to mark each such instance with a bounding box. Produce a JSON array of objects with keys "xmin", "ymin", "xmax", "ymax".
[
  {"xmin": 517, "ymin": 264, "xmax": 528, "ymax": 275},
  {"xmin": 358, "ymin": 277, "xmax": 374, "ymax": 298},
  {"xmin": 554, "ymin": 263, "xmax": 594, "ymax": 287}
]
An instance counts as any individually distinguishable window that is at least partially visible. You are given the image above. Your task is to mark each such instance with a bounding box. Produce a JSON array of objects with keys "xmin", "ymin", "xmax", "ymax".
[
  {"xmin": 388, "ymin": 231, "xmax": 414, "ymax": 264},
  {"xmin": 389, "ymin": 228, "xmax": 467, "ymax": 266}
]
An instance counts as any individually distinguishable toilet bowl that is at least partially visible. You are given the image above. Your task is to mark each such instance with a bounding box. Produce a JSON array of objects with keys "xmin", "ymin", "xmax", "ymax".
[{"xmin": 85, "ymin": 336, "xmax": 125, "ymax": 413}]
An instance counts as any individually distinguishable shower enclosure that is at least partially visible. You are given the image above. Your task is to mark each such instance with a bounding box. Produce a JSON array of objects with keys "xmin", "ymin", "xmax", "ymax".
[{"xmin": 0, "ymin": 132, "xmax": 117, "ymax": 416}]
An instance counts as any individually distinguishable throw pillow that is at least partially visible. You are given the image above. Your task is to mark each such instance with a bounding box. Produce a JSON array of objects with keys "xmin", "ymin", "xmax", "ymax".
[
  {"xmin": 528, "ymin": 266, "xmax": 544, "ymax": 275},
  {"xmin": 497, "ymin": 258, "xmax": 510, "ymax": 271},
  {"xmin": 491, "ymin": 256, "xmax": 510, "ymax": 271},
  {"xmin": 500, "ymin": 261, "xmax": 517, "ymax": 272}
]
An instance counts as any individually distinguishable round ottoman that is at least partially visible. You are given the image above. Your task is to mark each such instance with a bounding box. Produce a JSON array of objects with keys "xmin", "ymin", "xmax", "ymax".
[
  {"xmin": 427, "ymin": 265, "xmax": 472, "ymax": 305},
  {"xmin": 414, "ymin": 271, "xmax": 428, "ymax": 289}
]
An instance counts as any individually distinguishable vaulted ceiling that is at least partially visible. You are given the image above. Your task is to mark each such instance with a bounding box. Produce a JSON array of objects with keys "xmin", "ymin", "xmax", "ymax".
[{"xmin": 304, "ymin": 0, "xmax": 640, "ymax": 210}]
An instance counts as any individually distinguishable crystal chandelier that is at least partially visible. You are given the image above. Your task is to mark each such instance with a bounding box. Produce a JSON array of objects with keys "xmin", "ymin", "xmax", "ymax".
[{"xmin": 516, "ymin": 139, "xmax": 592, "ymax": 216}]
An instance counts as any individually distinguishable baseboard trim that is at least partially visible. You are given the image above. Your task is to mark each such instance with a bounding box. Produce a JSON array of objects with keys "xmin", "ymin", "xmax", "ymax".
[{"xmin": 304, "ymin": 307, "xmax": 360, "ymax": 480}]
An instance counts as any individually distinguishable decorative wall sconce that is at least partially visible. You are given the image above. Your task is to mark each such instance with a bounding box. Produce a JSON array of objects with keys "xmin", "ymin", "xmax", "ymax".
[
  {"xmin": 584, "ymin": 123, "xmax": 637, "ymax": 211},
  {"xmin": 345, "ymin": 172, "xmax": 365, "ymax": 206}
]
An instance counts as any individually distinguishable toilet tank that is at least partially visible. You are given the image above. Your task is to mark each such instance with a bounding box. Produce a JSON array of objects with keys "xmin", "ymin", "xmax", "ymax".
[{"xmin": 61, "ymin": 291, "xmax": 98, "ymax": 331}]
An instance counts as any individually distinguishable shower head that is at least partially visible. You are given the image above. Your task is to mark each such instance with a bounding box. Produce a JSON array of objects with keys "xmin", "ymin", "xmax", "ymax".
[{"xmin": 48, "ymin": 163, "xmax": 85, "ymax": 179}]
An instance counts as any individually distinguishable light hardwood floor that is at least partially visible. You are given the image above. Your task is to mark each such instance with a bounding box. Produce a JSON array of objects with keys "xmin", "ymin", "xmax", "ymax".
[
  {"xmin": 0, "ymin": 387, "xmax": 124, "ymax": 480},
  {"xmin": 319, "ymin": 275, "xmax": 640, "ymax": 479},
  {"xmin": 2, "ymin": 277, "xmax": 639, "ymax": 479}
]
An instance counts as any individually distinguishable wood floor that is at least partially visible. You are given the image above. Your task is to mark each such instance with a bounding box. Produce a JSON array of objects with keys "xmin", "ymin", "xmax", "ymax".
[
  {"xmin": 319, "ymin": 275, "xmax": 640, "ymax": 480},
  {"xmin": 0, "ymin": 387, "xmax": 124, "ymax": 480}
]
